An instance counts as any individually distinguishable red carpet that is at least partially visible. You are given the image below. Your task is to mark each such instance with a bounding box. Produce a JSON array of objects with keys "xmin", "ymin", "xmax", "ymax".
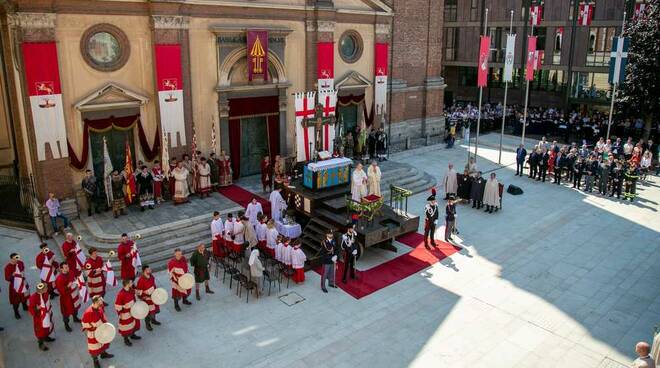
[
  {"xmin": 217, "ymin": 185, "xmax": 271, "ymax": 217},
  {"xmin": 315, "ymin": 232, "xmax": 461, "ymax": 299}
]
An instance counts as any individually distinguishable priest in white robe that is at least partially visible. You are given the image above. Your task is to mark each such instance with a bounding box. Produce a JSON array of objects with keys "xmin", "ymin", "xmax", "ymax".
[
  {"xmin": 269, "ymin": 187, "xmax": 286, "ymax": 223},
  {"xmin": 351, "ymin": 163, "xmax": 368, "ymax": 202},
  {"xmin": 172, "ymin": 162, "xmax": 190, "ymax": 204},
  {"xmin": 367, "ymin": 161, "xmax": 382, "ymax": 197},
  {"xmin": 483, "ymin": 172, "xmax": 501, "ymax": 214},
  {"xmin": 443, "ymin": 163, "xmax": 458, "ymax": 200},
  {"xmin": 245, "ymin": 198, "xmax": 263, "ymax": 227}
]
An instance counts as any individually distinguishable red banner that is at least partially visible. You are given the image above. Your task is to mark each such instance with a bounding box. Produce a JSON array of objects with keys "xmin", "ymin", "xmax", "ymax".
[
  {"xmin": 247, "ymin": 30, "xmax": 268, "ymax": 81},
  {"xmin": 375, "ymin": 43, "xmax": 388, "ymax": 76},
  {"xmin": 23, "ymin": 42, "xmax": 62, "ymax": 96},
  {"xmin": 155, "ymin": 44, "xmax": 183, "ymax": 92},
  {"xmin": 525, "ymin": 36, "xmax": 537, "ymax": 81},
  {"xmin": 375, "ymin": 43, "xmax": 388, "ymax": 114},
  {"xmin": 477, "ymin": 36, "xmax": 490, "ymax": 87},
  {"xmin": 530, "ymin": 5, "xmax": 543, "ymax": 25},
  {"xmin": 317, "ymin": 42, "xmax": 334, "ymax": 91},
  {"xmin": 155, "ymin": 44, "xmax": 186, "ymax": 148},
  {"xmin": 578, "ymin": 4, "xmax": 594, "ymax": 26}
]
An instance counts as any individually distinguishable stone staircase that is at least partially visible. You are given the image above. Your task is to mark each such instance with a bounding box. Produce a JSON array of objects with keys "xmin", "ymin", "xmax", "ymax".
[{"xmin": 376, "ymin": 161, "xmax": 437, "ymax": 200}]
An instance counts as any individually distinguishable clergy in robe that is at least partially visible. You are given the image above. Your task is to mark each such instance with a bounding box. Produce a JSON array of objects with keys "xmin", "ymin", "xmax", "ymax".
[
  {"xmin": 245, "ymin": 198, "xmax": 263, "ymax": 227},
  {"xmin": 351, "ymin": 163, "xmax": 368, "ymax": 202},
  {"xmin": 443, "ymin": 163, "xmax": 458, "ymax": 200},
  {"xmin": 208, "ymin": 152, "xmax": 219, "ymax": 189},
  {"xmin": 197, "ymin": 157, "xmax": 212, "ymax": 198},
  {"xmin": 255, "ymin": 216, "xmax": 268, "ymax": 253},
  {"xmin": 269, "ymin": 186, "xmax": 286, "ymax": 223},
  {"xmin": 181, "ymin": 154, "xmax": 195, "ymax": 194},
  {"xmin": 218, "ymin": 150, "xmax": 233, "ymax": 186},
  {"xmin": 470, "ymin": 172, "xmax": 486, "ymax": 209},
  {"xmin": 172, "ymin": 162, "xmax": 190, "ymax": 204},
  {"xmin": 456, "ymin": 169, "xmax": 472, "ymax": 201},
  {"xmin": 367, "ymin": 161, "xmax": 382, "ymax": 197},
  {"xmin": 483, "ymin": 172, "xmax": 501, "ymax": 214}
]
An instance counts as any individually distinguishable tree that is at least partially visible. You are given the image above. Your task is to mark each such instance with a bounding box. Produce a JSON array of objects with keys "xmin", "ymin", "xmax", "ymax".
[{"xmin": 618, "ymin": 0, "xmax": 660, "ymax": 139}]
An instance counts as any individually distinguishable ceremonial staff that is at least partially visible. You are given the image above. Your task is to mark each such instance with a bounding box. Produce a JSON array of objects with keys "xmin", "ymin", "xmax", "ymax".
[{"xmin": 498, "ymin": 11, "xmax": 515, "ymax": 165}]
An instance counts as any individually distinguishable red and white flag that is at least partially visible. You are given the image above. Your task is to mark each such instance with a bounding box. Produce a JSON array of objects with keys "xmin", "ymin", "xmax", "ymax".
[
  {"xmin": 534, "ymin": 50, "xmax": 544, "ymax": 70},
  {"xmin": 156, "ymin": 44, "xmax": 186, "ymax": 148},
  {"xmin": 74, "ymin": 242, "xmax": 87, "ymax": 273},
  {"xmin": 13, "ymin": 269, "xmax": 29, "ymax": 296},
  {"xmin": 295, "ymin": 92, "xmax": 317, "ymax": 162},
  {"xmin": 39, "ymin": 295, "xmax": 52, "ymax": 329},
  {"xmin": 526, "ymin": 36, "xmax": 538, "ymax": 81},
  {"xmin": 477, "ymin": 36, "xmax": 491, "ymax": 87},
  {"xmin": 77, "ymin": 274, "xmax": 89, "ymax": 304},
  {"xmin": 317, "ymin": 42, "xmax": 334, "ymax": 93},
  {"xmin": 131, "ymin": 244, "xmax": 142, "ymax": 270},
  {"xmin": 578, "ymin": 4, "xmax": 594, "ymax": 26},
  {"xmin": 530, "ymin": 5, "xmax": 543, "ymax": 26},
  {"xmin": 22, "ymin": 42, "xmax": 68, "ymax": 161},
  {"xmin": 634, "ymin": 3, "xmax": 647, "ymax": 18},
  {"xmin": 374, "ymin": 43, "xmax": 389, "ymax": 115},
  {"xmin": 40, "ymin": 255, "xmax": 57, "ymax": 283},
  {"xmin": 317, "ymin": 89, "xmax": 337, "ymax": 152},
  {"xmin": 103, "ymin": 259, "xmax": 118, "ymax": 288}
]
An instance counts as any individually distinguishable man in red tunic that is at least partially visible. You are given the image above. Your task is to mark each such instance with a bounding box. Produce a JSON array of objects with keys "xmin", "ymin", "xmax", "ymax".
[
  {"xmin": 82, "ymin": 295, "xmax": 114, "ymax": 368},
  {"xmin": 117, "ymin": 234, "xmax": 137, "ymax": 281},
  {"xmin": 167, "ymin": 248, "xmax": 191, "ymax": 311},
  {"xmin": 35, "ymin": 243, "xmax": 59, "ymax": 298},
  {"xmin": 135, "ymin": 264, "xmax": 162, "ymax": 331},
  {"xmin": 28, "ymin": 283, "xmax": 55, "ymax": 351},
  {"xmin": 4, "ymin": 253, "xmax": 29, "ymax": 319},
  {"xmin": 114, "ymin": 279, "xmax": 141, "ymax": 346},
  {"xmin": 61, "ymin": 232, "xmax": 84, "ymax": 278},
  {"xmin": 55, "ymin": 263, "xmax": 81, "ymax": 332},
  {"xmin": 85, "ymin": 247, "xmax": 106, "ymax": 299}
]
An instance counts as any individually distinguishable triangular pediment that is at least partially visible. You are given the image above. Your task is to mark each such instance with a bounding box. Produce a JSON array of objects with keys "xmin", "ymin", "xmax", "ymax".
[
  {"xmin": 335, "ymin": 70, "xmax": 372, "ymax": 90},
  {"xmin": 335, "ymin": 0, "xmax": 391, "ymax": 12},
  {"xmin": 75, "ymin": 83, "xmax": 149, "ymax": 111}
]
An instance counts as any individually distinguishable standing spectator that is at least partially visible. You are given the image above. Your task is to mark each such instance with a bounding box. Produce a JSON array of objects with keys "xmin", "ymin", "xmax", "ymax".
[
  {"xmin": 572, "ymin": 157, "xmax": 584, "ymax": 189},
  {"xmin": 528, "ymin": 149, "xmax": 539, "ymax": 179},
  {"xmin": 444, "ymin": 197, "xmax": 456, "ymax": 242},
  {"xmin": 538, "ymin": 148, "xmax": 549, "ymax": 182},
  {"xmin": 631, "ymin": 341, "xmax": 655, "ymax": 368},
  {"xmin": 554, "ymin": 152, "xmax": 566, "ymax": 185},
  {"xmin": 46, "ymin": 192, "xmax": 69, "ymax": 235},
  {"xmin": 624, "ymin": 137, "xmax": 634, "ymax": 160},
  {"xmin": 515, "ymin": 144, "xmax": 527, "ymax": 176}
]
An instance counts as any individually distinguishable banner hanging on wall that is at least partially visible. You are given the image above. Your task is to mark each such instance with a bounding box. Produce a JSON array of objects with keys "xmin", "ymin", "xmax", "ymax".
[
  {"xmin": 317, "ymin": 42, "xmax": 334, "ymax": 93},
  {"xmin": 374, "ymin": 42, "xmax": 388, "ymax": 115},
  {"xmin": 155, "ymin": 44, "xmax": 186, "ymax": 148},
  {"xmin": 247, "ymin": 30, "xmax": 269, "ymax": 81}
]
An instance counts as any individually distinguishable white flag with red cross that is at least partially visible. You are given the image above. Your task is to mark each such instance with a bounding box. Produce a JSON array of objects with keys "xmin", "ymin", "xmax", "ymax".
[
  {"xmin": 317, "ymin": 89, "xmax": 337, "ymax": 153},
  {"xmin": 295, "ymin": 92, "xmax": 317, "ymax": 162}
]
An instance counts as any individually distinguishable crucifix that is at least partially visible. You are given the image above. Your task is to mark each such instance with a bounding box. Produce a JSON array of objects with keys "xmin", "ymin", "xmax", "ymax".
[{"xmin": 302, "ymin": 103, "xmax": 336, "ymax": 156}]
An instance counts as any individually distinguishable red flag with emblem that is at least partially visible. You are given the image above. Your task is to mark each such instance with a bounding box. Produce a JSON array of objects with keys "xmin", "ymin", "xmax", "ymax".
[
  {"xmin": 525, "ymin": 36, "xmax": 537, "ymax": 81},
  {"xmin": 124, "ymin": 140, "xmax": 136, "ymax": 205},
  {"xmin": 477, "ymin": 36, "xmax": 490, "ymax": 87},
  {"xmin": 578, "ymin": 4, "xmax": 594, "ymax": 26}
]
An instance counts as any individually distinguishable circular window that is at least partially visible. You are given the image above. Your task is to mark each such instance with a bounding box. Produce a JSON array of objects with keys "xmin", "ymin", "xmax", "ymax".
[
  {"xmin": 338, "ymin": 31, "xmax": 363, "ymax": 64},
  {"xmin": 80, "ymin": 24, "xmax": 130, "ymax": 72}
]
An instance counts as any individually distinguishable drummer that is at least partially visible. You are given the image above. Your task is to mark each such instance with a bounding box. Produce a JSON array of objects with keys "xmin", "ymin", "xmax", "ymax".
[
  {"xmin": 167, "ymin": 248, "xmax": 192, "ymax": 312},
  {"xmin": 81, "ymin": 295, "xmax": 114, "ymax": 368},
  {"xmin": 135, "ymin": 265, "xmax": 162, "ymax": 331},
  {"xmin": 113, "ymin": 279, "xmax": 142, "ymax": 346}
]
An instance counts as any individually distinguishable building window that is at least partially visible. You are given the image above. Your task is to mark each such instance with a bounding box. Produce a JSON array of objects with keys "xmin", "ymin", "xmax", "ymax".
[
  {"xmin": 586, "ymin": 27, "xmax": 616, "ymax": 66},
  {"xmin": 338, "ymin": 30, "xmax": 363, "ymax": 64},
  {"xmin": 444, "ymin": 28, "xmax": 458, "ymax": 61},
  {"xmin": 470, "ymin": 0, "xmax": 479, "ymax": 22},
  {"xmin": 571, "ymin": 71, "xmax": 611, "ymax": 101},
  {"xmin": 444, "ymin": 0, "xmax": 457, "ymax": 22},
  {"xmin": 553, "ymin": 27, "xmax": 563, "ymax": 65},
  {"xmin": 458, "ymin": 66, "xmax": 477, "ymax": 87},
  {"xmin": 489, "ymin": 27, "xmax": 505, "ymax": 63},
  {"xmin": 80, "ymin": 23, "xmax": 130, "ymax": 72}
]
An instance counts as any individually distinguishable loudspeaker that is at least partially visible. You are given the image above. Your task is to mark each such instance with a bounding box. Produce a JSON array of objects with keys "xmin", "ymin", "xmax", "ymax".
[{"xmin": 507, "ymin": 184, "xmax": 523, "ymax": 195}]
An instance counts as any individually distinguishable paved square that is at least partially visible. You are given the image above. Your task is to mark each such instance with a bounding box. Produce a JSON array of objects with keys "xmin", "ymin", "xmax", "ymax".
[{"xmin": 1, "ymin": 134, "xmax": 658, "ymax": 368}]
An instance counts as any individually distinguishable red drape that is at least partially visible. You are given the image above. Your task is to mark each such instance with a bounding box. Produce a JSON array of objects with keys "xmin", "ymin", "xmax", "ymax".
[
  {"xmin": 228, "ymin": 118, "xmax": 241, "ymax": 179},
  {"xmin": 67, "ymin": 114, "xmax": 160, "ymax": 170}
]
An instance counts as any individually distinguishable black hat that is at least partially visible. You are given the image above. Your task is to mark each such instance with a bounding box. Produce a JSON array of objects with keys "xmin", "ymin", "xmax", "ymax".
[
  {"xmin": 448, "ymin": 195, "xmax": 456, "ymax": 201},
  {"xmin": 427, "ymin": 195, "xmax": 435, "ymax": 201}
]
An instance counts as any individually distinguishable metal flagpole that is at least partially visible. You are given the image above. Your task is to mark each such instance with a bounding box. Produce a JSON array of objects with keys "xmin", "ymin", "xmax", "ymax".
[
  {"xmin": 606, "ymin": 11, "xmax": 626, "ymax": 142},
  {"xmin": 498, "ymin": 10, "xmax": 514, "ymax": 165},
  {"xmin": 473, "ymin": 8, "xmax": 488, "ymax": 162},
  {"xmin": 521, "ymin": 14, "xmax": 535, "ymax": 146}
]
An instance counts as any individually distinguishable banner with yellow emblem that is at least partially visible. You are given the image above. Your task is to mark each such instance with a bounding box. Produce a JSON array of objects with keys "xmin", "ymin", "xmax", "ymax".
[{"xmin": 247, "ymin": 30, "xmax": 268, "ymax": 81}]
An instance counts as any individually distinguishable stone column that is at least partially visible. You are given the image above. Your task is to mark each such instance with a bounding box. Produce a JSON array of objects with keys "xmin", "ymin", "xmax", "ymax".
[
  {"xmin": 278, "ymin": 87, "xmax": 288, "ymax": 155},
  {"xmin": 217, "ymin": 93, "xmax": 230, "ymax": 154}
]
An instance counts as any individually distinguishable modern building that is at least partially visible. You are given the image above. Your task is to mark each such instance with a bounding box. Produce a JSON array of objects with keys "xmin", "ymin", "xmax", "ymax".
[
  {"xmin": 442, "ymin": 0, "xmax": 639, "ymax": 111},
  {"xmin": 0, "ymin": 0, "xmax": 444, "ymax": 229}
]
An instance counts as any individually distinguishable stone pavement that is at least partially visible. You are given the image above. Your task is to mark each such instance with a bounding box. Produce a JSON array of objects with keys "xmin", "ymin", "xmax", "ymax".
[{"xmin": 1, "ymin": 133, "xmax": 659, "ymax": 368}]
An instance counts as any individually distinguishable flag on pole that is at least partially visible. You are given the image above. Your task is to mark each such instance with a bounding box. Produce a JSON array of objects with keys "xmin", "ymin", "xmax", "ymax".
[
  {"xmin": 534, "ymin": 50, "xmax": 544, "ymax": 70},
  {"xmin": 477, "ymin": 35, "xmax": 491, "ymax": 87},
  {"xmin": 103, "ymin": 259, "xmax": 118, "ymax": 288},
  {"xmin": 578, "ymin": 4, "xmax": 594, "ymax": 26},
  {"xmin": 634, "ymin": 3, "xmax": 647, "ymax": 19},
  {"xmin": 77, "ymin": 274, "xmax": 89, "ymax": 304},
  {"xmin": 608, "ymin": 37, "xmax": 629, "ymax": 85},
  {"xmin": 525, "ymin": 36, "xmax": 537, "ymax": 81},
  {"xmin": 102, "ymin": 137, "xmax": 113, "ymax": 207},
  {"xmin": 530, "ymin": 5, "xmax": 543, "ymax": 25},
  {"xmin": 161, "ymin": 133, "xmax": 170, "ymax": 178},
  {"xmin": 124, "ymin": 140, "xmax": 136, "ymax": 205},
  {"xmin": 503, "ymin": 34, "xmax": 516, "ymax": 83},
  {"xmin": 210, "ymin": 120, "xmax": 217, "ymax": 155}
]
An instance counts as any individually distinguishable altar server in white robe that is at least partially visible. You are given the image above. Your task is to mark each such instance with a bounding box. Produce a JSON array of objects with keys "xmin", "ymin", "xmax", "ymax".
[
  {"xmin": 367, "ymin": 161, "xmax": 382, "ymax": 196},
  {"xmin": 483, "ymin": 172, "xmax": 501, "ymax": 214},
  {"xmin": 351, "ymin": 163, "xmax": 368, "ymax": 202},
  {"xmin": 210, "ymin": 211, "xmax": 224, "ymax": 257},
  {"xmin": 443, "ymin": 163, "xmax": 458, "ymax": 200},
  {"xmin": 269, "ymin": 187, "xmax": 286, "ymax": 223},
  {"xmin": 223, "ymin": 213, "xmax": 235, "ymax": 250},
  {"xmin": 265, "ymin": 220, "xmax": 278, "ymax": 258},
  {"xmin": 244, "ymin": 198, "xmax": 263, "ymax": 228}
]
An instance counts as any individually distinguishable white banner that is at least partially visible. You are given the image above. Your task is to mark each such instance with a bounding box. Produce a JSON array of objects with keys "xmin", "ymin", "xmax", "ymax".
[
  {"xmin": 30, "ymin": 94, "xmax": 68, "ymax": 160},
  {"xmin": 375, "ymin": 75, "xmax": 388, "ymax": 115},
  {"xmin": 317, "ymin": 89, "xmax": 337, "ymax": 153},
  {"xmin": 295, "ymin": 92, "xmax": 316, "ymax": 162},
  {"xmin": 158, "ymin": 89, "xmax": 186, "ymax": 148},
  {"xmin": 503, "ymin": 34, "xmax": 516, "ymax": 83}
]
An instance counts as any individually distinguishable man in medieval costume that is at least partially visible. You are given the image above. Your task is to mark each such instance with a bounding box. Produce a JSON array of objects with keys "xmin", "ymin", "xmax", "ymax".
[
  {"xmin": 351, "ymin": 163, "xmax": 368, "ymax": 202},
  {"xmin": 151, "ymin": 160, "xmax": 164, "ymax": 204},
  {"xmin": 55, "ymin": 263, "xmax": 81, "ymax": 332},
  {"xmin": 181, "ymin": 154, "xmax": 195, "ymax": 194},
  {"xmin": 189, "ymin": 244, "xmax": 214, "ymax": 301},
  {"xmin": 367, "ymin": 161, "xmax": 382, "ymax": 197},
  {"xmin": 260, "ymin": 155, "xmax": 272, "ymax": 193},
  {"xmin": 483, "ymin": 172, "xmax": 501, "ymax": 214},
  {"xmin": 117, "ymin": 234, "xmax": 139, "ymax": 281},
  {"xmin": 114, "ymin": 279, "xmax": 141, "ymax": 346},
  {"xmin": 470, "ymin": 172, "xmax": 486, "ymax": 209},
  {"xmin": 84, "ymin": 247, "xmax": 106, "ymax": 300},
  {"xmin": 5, "ymin": 253, "xmax": 29, "ymax": 319},
  {"xmin": 218, "ymin": 150, "xmax": 233, "ymax": 187},
  {"xmin": 28, "ymin": 283, "xmax": 55, "ymax": 351},
  {"xmin": 376, "ymin": 127, "xmax": 387, "ymax": 161},
  {"xmin": 167, "ymin": 157, "xmax": 178, "ymax": 200},
  {"xmin": 135, "ymin": 265, "xmax": 162, "ymax": 331},
  {"xmin": 197, "ymin": 157, "xmax": 212, "ymax": 198},
  {"xmin": 136, "ymin": 166, "xmax": 155, "ymax": 211},
  {"xmin": 81, "ymin": 295, "xmax": 114, "ymax": 368},
  {"xmin": 110, "ymin": 170, "xmax": 126, "ymax": 218},
  {"xmin": 35, "ymin": 242, "xmax": 59, "ymax": 299},
  {"xmin": 172, "ymin": 161, "xmax": 190, "ymax": 204},
  {"xmin": 168, "ymin": 248, "xmax": 191, "ymax": 312},
  {"xmin": 443, "ymin": 163, "xmax": 458, "ymax": 200},
  {"xmin": 208, "ymin": 152, "xmax": 219, "ymax": 189}
]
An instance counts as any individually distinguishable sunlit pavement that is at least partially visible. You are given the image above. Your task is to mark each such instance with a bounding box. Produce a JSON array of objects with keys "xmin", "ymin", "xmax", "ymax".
[{"xmin": 1, "ymin": 133, "xmax": 658, "ymax": 368}]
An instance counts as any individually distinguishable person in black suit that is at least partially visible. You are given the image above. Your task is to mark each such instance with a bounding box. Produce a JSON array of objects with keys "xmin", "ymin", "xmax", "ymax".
[
  {"xmin": 572, "ymin": 157, "xmax": 584, "ymax": 189},
  {"xmin": 320, "ymin": 230, "xmax": 338, "ymax": 293},
  {"xmin": 423, "ymin": 193, "xmax": 439, "ymax": 249},
  {"xmin": 528, "ymin": 149, "xmax": 539, "ymax": 179},
  {"xmin": 538, "ymin": 148, "xmax": 550, "ymax": 182},
  {"xmin": 554, "ymin": 152, "xmax": 565, "ymax": 185},
  {"xmin": 515, "ymin": 144, "xmax": 527, "ymax": 176},
  {"xmin": 341, "ymin": 224, "xmax": 358, "ymax": 283},
  {"xmin": 444, "ymin": 197, "xmax": 457, "ymax": 243}
]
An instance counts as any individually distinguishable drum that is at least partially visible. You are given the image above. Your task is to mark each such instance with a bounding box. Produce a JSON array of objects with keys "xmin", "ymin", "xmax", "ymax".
[
  {"xmin": 151, "ymin": 288, "xmax": 168, "ymax": 305},
  {"xmin": 177, "ymin": 273, "xmax": 195, "ymax": 290},
  {"xmin": 95, "ymin": 322, "xmax": 116, "ymax": 344},
  {"xmin": 130, "ymin": 301, "xmax": 149, "ymax": 320}
]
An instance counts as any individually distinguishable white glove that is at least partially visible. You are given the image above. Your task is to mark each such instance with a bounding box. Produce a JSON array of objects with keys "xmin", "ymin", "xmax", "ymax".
[
  {"xmin": 433, "ymin": 220, "xmax": 438, "ymax": 225},
  {"xmin": 331, "ymin": 255, "xmax": 337, "ymax": 263},
  {"xmin": 352, "ymin": 250, "xmax": 357, "ymax": 256}
]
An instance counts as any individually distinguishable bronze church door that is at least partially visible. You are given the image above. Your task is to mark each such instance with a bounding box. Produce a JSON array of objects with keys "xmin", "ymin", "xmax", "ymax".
[
  {"xmin": 239, "ymin": 116, "xmax": 269, "ymax": 176},
  {"xmin": 90, "ymin": 127, "xmax": 136, "ymax": 181}
]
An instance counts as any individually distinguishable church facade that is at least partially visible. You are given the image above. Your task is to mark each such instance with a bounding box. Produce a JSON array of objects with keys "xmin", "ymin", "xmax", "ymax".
[{"xmin": 0, "ymin": 0, "xmax": 444, "ymax": 215}]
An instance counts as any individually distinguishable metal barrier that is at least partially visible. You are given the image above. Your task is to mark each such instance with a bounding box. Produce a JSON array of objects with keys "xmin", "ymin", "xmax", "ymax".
[
  {"xmin": 0, "ymin": 174, "xmax": 37, "ymax": 224},
  {"xmin": 389, "ymin": 185, "xmax": 412, "ymax": 218}
]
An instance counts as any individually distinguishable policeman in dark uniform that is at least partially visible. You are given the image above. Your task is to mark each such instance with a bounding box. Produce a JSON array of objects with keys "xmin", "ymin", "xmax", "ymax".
[
  {"xmin": 320, "ymin": 230, "xmax": 338, "ymax": 293},
  {"xmin": 341, "ymin": 224, "xmax": 358, "ymax": 283},
  {"xmin": 423, "ymin": 193, "xmax": 439, "ymax": 250}
]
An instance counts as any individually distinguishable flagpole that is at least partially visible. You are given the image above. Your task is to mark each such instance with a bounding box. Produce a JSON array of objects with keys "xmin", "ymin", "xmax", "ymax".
[
  {"xmin": 474, "ymin": 8, "xmax": 488, "ymax": 163},
  {"xmin": 606, "ymin": 11, "xmax": 626, "ymax": 142},
  {"xmin": 498, "ymin": 10, "xmax": 514, "ymax": 165},
  {"xmin": 521, "ymin": 16, "xmax": 535, "ymax": 146}
]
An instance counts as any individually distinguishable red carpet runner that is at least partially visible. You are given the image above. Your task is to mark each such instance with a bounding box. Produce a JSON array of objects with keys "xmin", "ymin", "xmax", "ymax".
[
  {"xmin": 217, "ymin": 185, "xmax": 271, "ymax": 217},
  {"xmin": 315, "ymin": 232, "xmax": 461, "ymax": 299}
]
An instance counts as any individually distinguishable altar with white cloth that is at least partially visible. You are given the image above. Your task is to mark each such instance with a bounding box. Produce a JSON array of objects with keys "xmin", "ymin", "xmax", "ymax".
[
  {"xmin": 303, "ymin": 157, "xmax": 352, "ymax": 190},
  {"xmin": 276, "ymin": 221, "xmax": 302, "ymax": 239}
]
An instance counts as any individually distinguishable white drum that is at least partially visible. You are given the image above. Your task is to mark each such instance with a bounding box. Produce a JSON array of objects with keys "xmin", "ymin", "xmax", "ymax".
[
  {"xmin": 177, "ymin": 273, "xmax": 195, "ymax": 290},
  {"xmin": 95, "ymin": 322, "xmax": 116, "ymax": 344},
  {"xmin": 130, "ymin": 301, "xmax": 149, "ymax": 320},
  {"xmin": 151, "ymin": 288, "xmax": 168, "ymax": 305}
]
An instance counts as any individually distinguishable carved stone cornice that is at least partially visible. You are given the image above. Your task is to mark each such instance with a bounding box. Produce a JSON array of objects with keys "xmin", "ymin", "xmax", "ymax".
[
  {"xmin": 305, "ymin": 20, "xmax": 316, "ymax": 32},
  {"xmin": 152, "ymin": 15, "xmax": 190, "ymax": 30},
  {"xmin": 375, "ymin": 23, "xmax": 391, "ymax": 35},
  {"xmin": 8, "ymin": 12, "xmax": 56, "ymax": 29},
  {"xmin": 317, "ymin": 21, "xmax": 335, "ymax": 33}
]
